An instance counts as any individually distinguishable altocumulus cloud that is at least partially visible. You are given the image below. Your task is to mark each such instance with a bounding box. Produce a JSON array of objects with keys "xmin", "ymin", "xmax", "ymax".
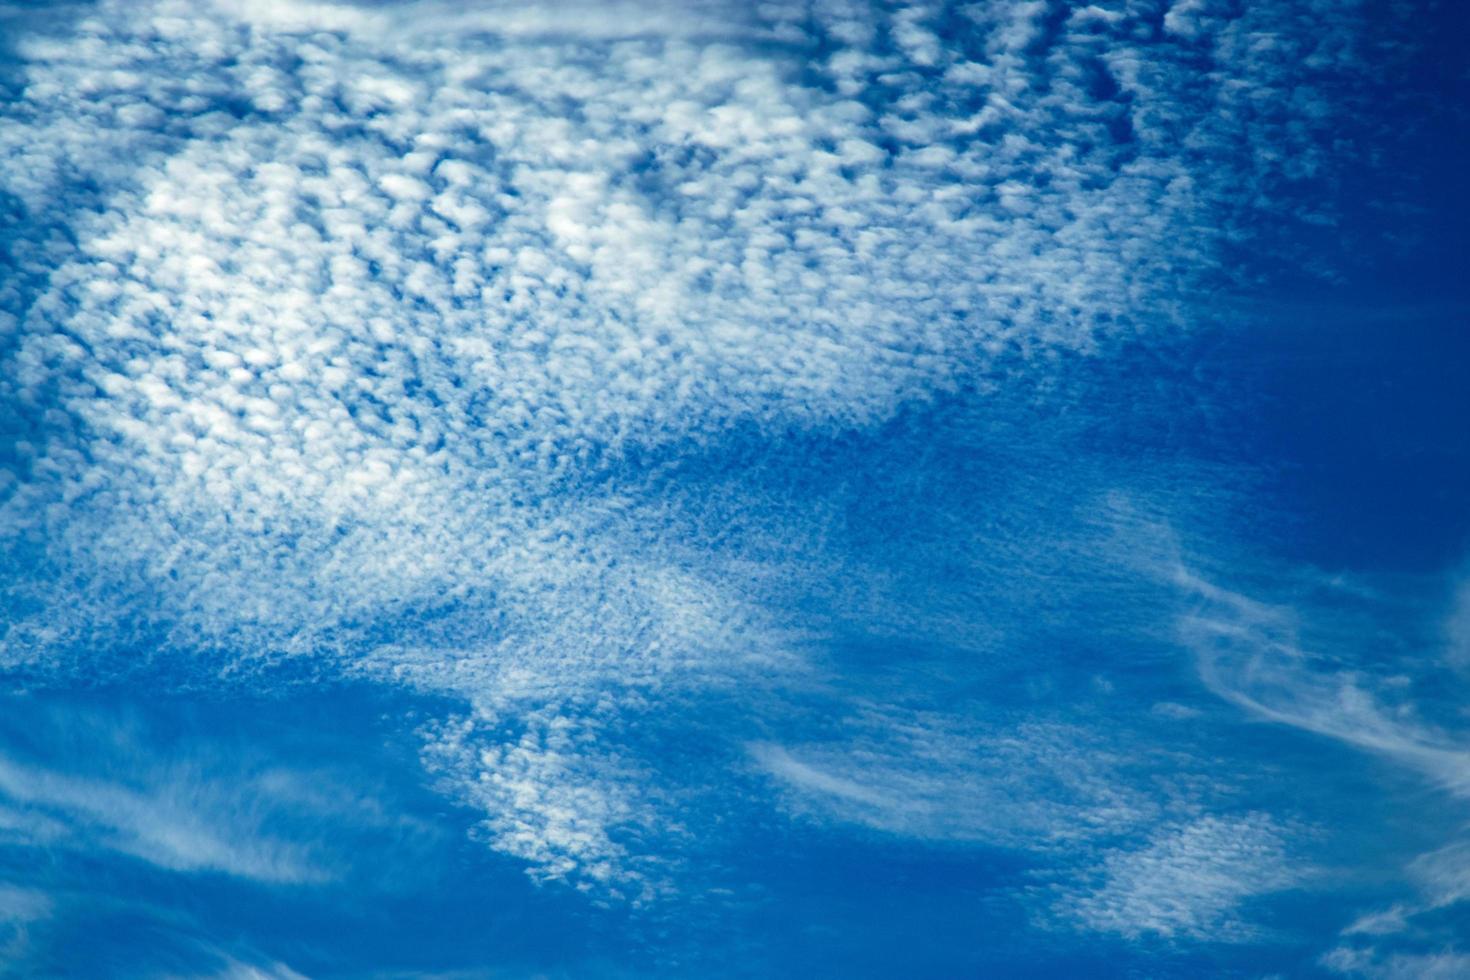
[{"xmin": 0, "ymin": 0, "xmax": 1377, "ymax": 907}]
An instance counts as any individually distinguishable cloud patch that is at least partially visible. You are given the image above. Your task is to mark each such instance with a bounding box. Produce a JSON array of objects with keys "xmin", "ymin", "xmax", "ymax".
[{"xmin": 1051, "ymin": 813, "xmax": 1297, "ymax": 942}]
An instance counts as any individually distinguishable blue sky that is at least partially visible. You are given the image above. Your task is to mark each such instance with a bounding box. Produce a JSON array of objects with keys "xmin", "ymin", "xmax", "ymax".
[{"xmin": 0, "ymin": 0, "xmax": 1467, "ymax": 976}]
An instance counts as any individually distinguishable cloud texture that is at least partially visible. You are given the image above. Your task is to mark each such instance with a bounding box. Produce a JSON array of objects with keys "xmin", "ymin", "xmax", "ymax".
[{"xmin": 0, "ymin": 0, "xmax": 1387, "ymax": 910}]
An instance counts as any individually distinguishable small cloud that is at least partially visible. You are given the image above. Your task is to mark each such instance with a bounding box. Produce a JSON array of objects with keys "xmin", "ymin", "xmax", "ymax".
[
  {"xmin": 0, "ymin": 885, "xmax": 50, "ymax": 924},
  {"xmin": 1322, "ymin": 945, "xmax": 1470, "ymax": 979},
  {"xmin": 1051, "ymin": 813, "xmax": 1298, "ymax": 942},
  {"xmin": 0, "ymin": 884, "xmax": 50, "ymax": 964},
  {"xmin": 1150, "ymin": 701, "xmax": 1202, "ymax": 720},
  {"xmin": 1343, "ymin": 904, "xmax": 1412, "ymax": 937},
  {"xmin": 1443, "ymin": 576, "xmax": 1470, "ymax": 669}
]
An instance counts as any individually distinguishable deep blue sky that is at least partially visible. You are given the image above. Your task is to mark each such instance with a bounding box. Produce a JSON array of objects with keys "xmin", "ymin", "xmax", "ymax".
[{"xmin": 1, "ymin": 1, "xmax": 1468, "ymax": 977}]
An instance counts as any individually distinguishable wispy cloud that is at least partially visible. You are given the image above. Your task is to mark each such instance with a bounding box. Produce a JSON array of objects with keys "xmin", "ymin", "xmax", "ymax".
[
  {"xmin": 749, "ymin": 714, "xmax": 1157, "ymax": 847},
  {"xmin": 0, "ymin": 695, "xmax": 426, "ymax": 888},
  {"xmin": 0, "ymin": 884, "xmax": 50, "ymax": 967},
  {"xmin": 1177, "ymin": 566, "xmax": 1470, "ymax": 795},
  {"xmin": 0, "ymin": 750, "xmax": 325, "ymax": 883},
  {"xmin": 1168, "ymin": 555, "xmax": 1470, "ymax": 960},
  {"xmin": 1322, "ymin": 946, "xmax": 1470, "ymax": 980}
]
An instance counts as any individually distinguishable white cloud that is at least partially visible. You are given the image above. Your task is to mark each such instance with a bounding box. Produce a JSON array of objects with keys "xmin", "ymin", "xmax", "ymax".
[
  {"xmin": 212, "ymin": 0, "xmax": 766, "ymax": 42},
  {"xmin": 1177, "ymin": 567, "xmax": 1470, "ymax": 796},
  {"xmin": 420, "ymin": 701, "xmax": 674, "ymax": 904},
  {"xmin": 1053, "ymin": 813, "xmax": 1297, "ymax": 941},
  {"xmin": 0, "ymin": 884, "xmax": 49, "ymax": 966},
  {"xmin": 0, "ymin": 885, "xmax": 49, "ymax": 924},
  {"xmin": 190, "ymin": 958, "xmax": 310, "ymax": 980},
  {"xmin": 1169, "ymin": 558, "xmax": 1470, "ymax": 958},
  {"xmin": 1443, "ymin": 575, "xmax": 1470, "ymax": 668},
  {"xmin": 750, "ymin": 712, "xmax": 1158, "ymax": 847},
  {"xmin": 0, "ymin": 752, "xmax": 328, "ymax": 882},
  {"xmin": 0, "ymin": 0, "xmax": 1377, "ymax": 895},
  {"xmin": 1322, "ymin": 946, "xmax": 1470, "ymax": 980},
  {"xmin": 0, "ymin": 697, "xmax": 419, "ymax": 886}
]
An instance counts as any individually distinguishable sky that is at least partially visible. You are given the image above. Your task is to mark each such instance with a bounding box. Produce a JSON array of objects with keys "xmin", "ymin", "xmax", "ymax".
[{"xmin": 0, "ymin": 0, "xmax": 1467, "ymax": 976}]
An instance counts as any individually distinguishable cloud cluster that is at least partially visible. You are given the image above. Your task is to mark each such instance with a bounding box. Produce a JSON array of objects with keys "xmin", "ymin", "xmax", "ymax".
[
  {"xmin": 1052, "ymin": 812, "xmax": 1295, "ymax": 941},
  {"xmin": 0, "ymin": 0, "xmax": 1374, "ymax": 894},
  {"xmin": 421, "ymin": 698, "xmax": 678, "ymax": 904}
]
